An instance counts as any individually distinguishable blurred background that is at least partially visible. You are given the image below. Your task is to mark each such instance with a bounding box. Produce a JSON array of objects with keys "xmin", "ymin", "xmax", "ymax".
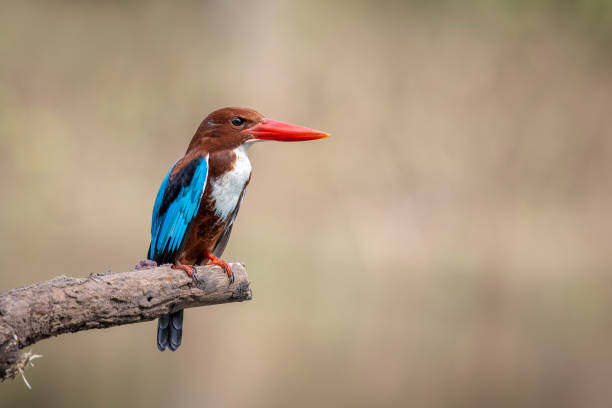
[{"xmin": 1, "ymin": 0, "xmax": 612, "ymax": 406}]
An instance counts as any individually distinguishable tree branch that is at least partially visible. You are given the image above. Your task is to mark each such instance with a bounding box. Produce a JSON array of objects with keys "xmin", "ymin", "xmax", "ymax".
[{"xmin": 0, "ymin": 263, "xmax": 252, "ymax": 383}]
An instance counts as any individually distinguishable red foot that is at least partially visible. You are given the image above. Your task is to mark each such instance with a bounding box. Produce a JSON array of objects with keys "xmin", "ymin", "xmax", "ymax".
[
  {"xmin": 205, "ymin": 252, "xmax": 234, "ymax": 284},
  {"xmin": 172, "ymin": 260, "xmax": 198, "ymax": 282}
]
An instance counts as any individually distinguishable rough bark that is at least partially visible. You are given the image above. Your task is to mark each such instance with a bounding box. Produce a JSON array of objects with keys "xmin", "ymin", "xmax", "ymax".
[{"xmin": 0, "ymin": 263, "xmax": 251, "ymax": 383}]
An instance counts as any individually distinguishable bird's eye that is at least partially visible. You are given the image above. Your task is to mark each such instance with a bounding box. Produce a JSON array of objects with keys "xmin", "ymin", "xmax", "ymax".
[{"xmin": 231, "ymin": 117, "xmax": 245, "ymax": 127}]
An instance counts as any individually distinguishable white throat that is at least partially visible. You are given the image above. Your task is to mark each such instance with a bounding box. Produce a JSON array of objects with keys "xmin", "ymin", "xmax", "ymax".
[{"xmin": 210, "ymin": 144, "xmax": 252, "ymax": 220}]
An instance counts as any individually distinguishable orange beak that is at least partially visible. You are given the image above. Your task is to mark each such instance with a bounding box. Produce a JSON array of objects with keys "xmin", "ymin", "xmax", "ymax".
[{"xmin": 242, "ymin": 118, "xmax": 329, "ymax": 141}]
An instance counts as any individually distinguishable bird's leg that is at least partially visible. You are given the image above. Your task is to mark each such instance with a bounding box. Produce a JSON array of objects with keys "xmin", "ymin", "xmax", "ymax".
[
  {"xmin": 204, "ymin": 252, "xmax": 234, "ymax": 284},
  {"xmin": 172, "ymin": 260, "xmax": 198, "ymax": 282}
]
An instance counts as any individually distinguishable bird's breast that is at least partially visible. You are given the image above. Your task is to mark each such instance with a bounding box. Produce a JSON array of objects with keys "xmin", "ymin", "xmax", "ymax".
[{"xmin": 209, "ymin": 145, "xmax": 252, "ymax": 220}]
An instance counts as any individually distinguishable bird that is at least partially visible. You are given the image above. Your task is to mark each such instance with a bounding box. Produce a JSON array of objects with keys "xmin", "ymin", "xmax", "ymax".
[{"xmin": 137, "ymin": 107, "xmax": 329, "ymax": 351}]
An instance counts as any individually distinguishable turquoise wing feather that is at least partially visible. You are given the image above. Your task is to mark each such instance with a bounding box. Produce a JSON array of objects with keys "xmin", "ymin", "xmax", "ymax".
[{"xmin": 148, "ymin": 156, "xmax": 208, "ymax": 263}]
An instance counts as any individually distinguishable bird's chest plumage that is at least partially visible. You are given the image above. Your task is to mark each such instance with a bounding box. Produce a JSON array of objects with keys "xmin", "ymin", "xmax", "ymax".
[
  {"xmin": 177, "ymin": 146, "xmax": 251, "ymax": 264},
  {"xmin": 209, "ymin": 146, "xmax": 252, "ymax": 220}
]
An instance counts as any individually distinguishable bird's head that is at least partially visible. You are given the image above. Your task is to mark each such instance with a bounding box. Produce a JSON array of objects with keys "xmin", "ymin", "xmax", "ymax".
[{"xmin": 189, "ymin": 107, "xmax": 329, "ymax": 152}]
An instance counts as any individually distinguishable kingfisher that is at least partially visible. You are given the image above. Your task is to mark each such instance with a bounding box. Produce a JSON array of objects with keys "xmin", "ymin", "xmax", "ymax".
[{"xmin": 137, "ymin": 107, "xmax": 328, "ymax": 351}]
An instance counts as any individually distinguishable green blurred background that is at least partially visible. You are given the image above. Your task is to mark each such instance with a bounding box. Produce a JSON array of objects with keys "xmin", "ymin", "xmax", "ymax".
[{"xmin": 2, "ymin": 0, "xmax": 612, "ymax": 406}]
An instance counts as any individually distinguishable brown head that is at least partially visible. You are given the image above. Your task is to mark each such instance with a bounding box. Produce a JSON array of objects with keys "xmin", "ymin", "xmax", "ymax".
[{"xmin": 187, "ymin": 107, "xmax": 329, "ymax": 154}]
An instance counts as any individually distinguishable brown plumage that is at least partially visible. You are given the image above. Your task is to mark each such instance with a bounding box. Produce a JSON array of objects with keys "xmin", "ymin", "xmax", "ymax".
[
  {"xmin": 147, "ymin": 106, "xmax": 329, "ymax": 351},
  {"xmin": 185, "ymin": 107, "xmax": 263, "ymax": 155},
  {"xmin": 169, "ymin": 107, "xmax": 263, "ymax": 266}
]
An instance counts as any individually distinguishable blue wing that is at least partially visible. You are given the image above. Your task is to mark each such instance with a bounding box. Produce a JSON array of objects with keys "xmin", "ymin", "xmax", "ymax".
[{"xmin": 148, "ymin": 155, "xmax": 209, "ymax": 263}]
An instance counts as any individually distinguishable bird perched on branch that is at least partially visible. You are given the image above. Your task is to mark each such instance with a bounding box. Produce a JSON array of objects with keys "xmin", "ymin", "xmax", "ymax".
[{"xmin": 136, "ymin": 107, "xmax": 328, "ymax": 351}]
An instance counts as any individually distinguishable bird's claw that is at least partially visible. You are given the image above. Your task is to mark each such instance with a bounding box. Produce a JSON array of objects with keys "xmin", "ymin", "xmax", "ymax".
[
  {"xmin": 189, "ymin": 266, "xmax": 199, "ymax": 283},
  {"xmin": 218, "ymin": 262, "xmax": 233, "ymax": 284},
  {"xmin": 172, "ymin": 262, "xmax": 198, "ymax": 283},
  {"xmin": 204, "ymin": 254, "xmax": 234, "ymax": 285}
]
